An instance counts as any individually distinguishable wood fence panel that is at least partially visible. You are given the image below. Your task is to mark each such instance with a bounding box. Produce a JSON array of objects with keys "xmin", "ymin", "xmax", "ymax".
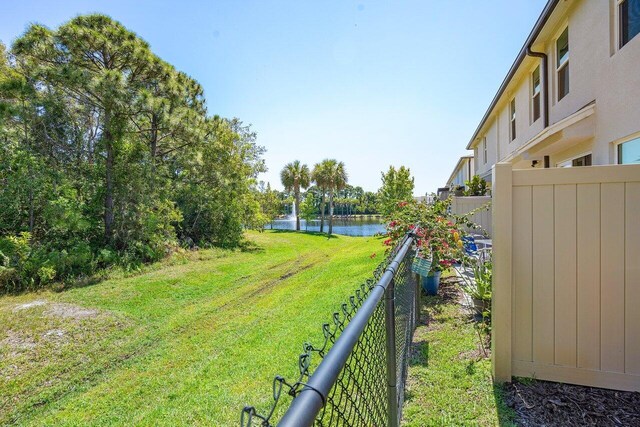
[
  {"xmin": 600, "ymin": 183, "xmax": 625, "ymax": 373},
  {"xmin": 625, "ymin": 182, "xmax": 640, "ymax": 375},
  {"xmin": 450, "ymin": 196, "xmax": 492, "ymax": 237},
  {"xmin": 554, "ymin": 184, "xmax": 577, "ymax": 368},
  {"xmin": 576, "ymin": 183, "xmax": 601, "ymax": 370},
  {"xmin": 532, "ymin": 185, "xmax": 555, "ymax": 365},
  {"xmin": 512, "ymin": 187, "xmax": 533, "ymax": 362}
]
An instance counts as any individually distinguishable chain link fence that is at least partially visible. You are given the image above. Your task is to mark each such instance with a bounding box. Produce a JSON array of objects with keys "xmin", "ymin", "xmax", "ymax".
[{"xmin": 241, "ymin": 234, "xmax": 418, "ymax": 427}]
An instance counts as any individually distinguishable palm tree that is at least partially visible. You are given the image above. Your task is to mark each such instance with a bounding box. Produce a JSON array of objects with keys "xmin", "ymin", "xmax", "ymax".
[
  {"xmin": 280, "ymin": 161, "xmax": 310, "ymax": 231},
  {"xmin": 312, "ymin": 162, "xmax": 329, "ymax": 233},
  {"xmin": 322, "ymin": 159, "xmax": 348, "ymax": 235}
]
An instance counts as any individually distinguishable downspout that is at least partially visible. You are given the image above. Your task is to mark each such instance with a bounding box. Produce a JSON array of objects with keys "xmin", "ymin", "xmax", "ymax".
[
  {"xmin": 526, "ymin": 45, "xmax": 549, "ymax": 128},
  {"xmin": 525, "ymin": 0, "xmax": 560, "ymax": 128}
]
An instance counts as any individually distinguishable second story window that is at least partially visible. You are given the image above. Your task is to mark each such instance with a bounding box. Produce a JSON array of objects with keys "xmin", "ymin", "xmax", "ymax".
[
  {"xmin": 620, "ymin": 0, "xmax": 640, "ymax": 48},
  {"xmin": 556, "ymin": 27, "xmax": 569, "ymax": 101},
  {"xmin": 531, "ymin": 66, "xmax": 541, "ymax": 123},
  {"xmin": 482, "ymin": 137, "xmax": 487, "ymax": 164},
  {"xmin": 509, "ymin": 99, "xmax": 516, "ymax": 141},
  {"xmin": 618, "ymin": 136, "xmax": 640, "ymax": 164}
]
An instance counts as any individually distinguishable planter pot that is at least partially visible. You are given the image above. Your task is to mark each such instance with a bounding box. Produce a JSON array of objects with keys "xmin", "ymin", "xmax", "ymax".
[{"xmin": 421, "ymin": 270, "xmax": 442, "ymax": 295}]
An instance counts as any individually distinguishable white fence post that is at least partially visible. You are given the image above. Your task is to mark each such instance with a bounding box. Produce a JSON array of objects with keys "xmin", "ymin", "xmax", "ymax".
[{"xmin": 492, "ymin": 163, "xmax": 513, "ymax": 383}]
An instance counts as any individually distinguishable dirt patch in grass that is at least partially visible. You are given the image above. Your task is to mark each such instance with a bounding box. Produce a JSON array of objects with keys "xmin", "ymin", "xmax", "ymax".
[
  {"xmin": 504, "ymin": 379, "xmax": 640, "ymax": 426},
  {"xmin": 423, "ymin": 278, "xmax": 463, "ymax": 331},
  {"xmin": 11, "ymin": 300, "xmax": 100, "ymax": 320},
  {"xmin": 245, "ymin": 261, "xmax": 318, "ymax": 299},
  {"xmin": 437, "ymin": 276, "xmax": 462, "ymax": 302},
  {"xmin": 457, "ymin": 345, "xmax": 487, "ymax": 361},
  {"xmin": 13, "ymin": 300, "xmax": 47, "ymax": 312},
  {"xmin": 2, "ymin": 330, "xmax": 37, "ymax": 355},
  {"xmin": 44, "ymin": 303, "xmax": 99, "ymax": 319}
]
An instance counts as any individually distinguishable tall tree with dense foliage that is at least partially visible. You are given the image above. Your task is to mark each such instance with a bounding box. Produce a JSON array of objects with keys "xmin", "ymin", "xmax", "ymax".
[
  {"xmin": 299, "ymin": 192, "xmax": 317, "ymax": 231},
  {"xmin": 0, "ymin": 15, "xmax": 265, "ymax": 292},
  {"xmin": 378, "ymin": 166, "xmax": 415, "ymax": 217},
  {"xmin": 280, "ymin": 161, "xmax": 310, "ymax": 231},
  {"xmin": 12, "ymin": 15, "xmax": 167, "ymax": 243}
]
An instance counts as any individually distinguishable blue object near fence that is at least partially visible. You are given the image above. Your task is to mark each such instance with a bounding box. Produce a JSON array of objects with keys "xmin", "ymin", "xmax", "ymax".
[
  {"xmin": 421, "ymin": 270, "xmax": 441, "ymax": 295},
  {"xmin": 411, "ymin": 256, "xmax": 432, "ymax": 276},
  {"xmin": 462, "ymin": 236, "xmax": 478, "ymax": 255}
]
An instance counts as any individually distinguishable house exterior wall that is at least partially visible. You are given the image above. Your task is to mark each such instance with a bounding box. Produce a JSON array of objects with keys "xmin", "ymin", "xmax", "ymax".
[
  {"xmin": 472, "ymin": 0, "xmax": 640, "ymax": 175},
  {"xmin": 446, "ymin": 157, "xmax": 475, "ymax": 189}
]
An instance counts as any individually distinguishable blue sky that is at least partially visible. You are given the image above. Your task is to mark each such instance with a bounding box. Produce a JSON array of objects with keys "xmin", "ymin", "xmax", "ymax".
[{"xmin": 1, "ymin": 0, "xmax": 547, "ymax": 193}]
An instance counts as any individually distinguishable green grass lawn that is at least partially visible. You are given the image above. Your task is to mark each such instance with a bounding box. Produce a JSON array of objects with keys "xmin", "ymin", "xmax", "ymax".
[
  {"xmin": 402, "ymin": 276, "xmax": 516, "ymax": 426},
  {"xmin": 0, "ymin": 230, "xmax": 383, "ymax": 426}
]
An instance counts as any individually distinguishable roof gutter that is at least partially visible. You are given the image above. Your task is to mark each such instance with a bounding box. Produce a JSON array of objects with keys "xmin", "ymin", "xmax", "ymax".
[{"xmin": 466, "ymin": 0, "xmax": 561, "ymax": 149}]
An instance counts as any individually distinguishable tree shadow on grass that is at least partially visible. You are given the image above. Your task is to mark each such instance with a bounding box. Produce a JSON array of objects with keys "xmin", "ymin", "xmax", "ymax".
[
  {"xmin": 410, "ymin": 340, "xmax": 429, "ymax": 367},
  {"xmin": 419, "ymin": 276, "xmax": 461, "ymax": 319},
  {"xmin": 239, "ymin": 239, "xmax": 265, "ymax": 253}
]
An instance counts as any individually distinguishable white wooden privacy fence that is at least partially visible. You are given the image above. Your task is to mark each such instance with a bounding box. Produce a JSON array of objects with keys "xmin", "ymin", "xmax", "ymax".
[
  {"xmin": 450, "ymin": 196, "xmax": 492, "ymax": 237},
  {"xmin": 492, "ymin": 163, "xmax": 640, "ymax": 392}
]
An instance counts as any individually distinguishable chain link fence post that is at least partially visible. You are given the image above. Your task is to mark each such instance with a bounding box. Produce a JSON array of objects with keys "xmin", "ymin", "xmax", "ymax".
[
  {"xmin": 414, "ymin": 272, "xmax": 421, "ymax": 325},
  {"xmin": 385, "ymin": 278, "xmax": 399, "ymax": 427}
]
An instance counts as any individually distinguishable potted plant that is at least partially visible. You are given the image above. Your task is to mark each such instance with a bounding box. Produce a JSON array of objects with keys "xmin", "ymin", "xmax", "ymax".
[{"xmin": 468, "ymin": 260, "xmax": 492, "ymax": 316}]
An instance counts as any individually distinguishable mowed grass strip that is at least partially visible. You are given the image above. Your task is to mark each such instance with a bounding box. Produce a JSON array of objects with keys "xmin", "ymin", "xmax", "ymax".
[
  {"xmin": 402, "ymin": 278, "xmax": 515, "ymax": 426},
  {"xmin": 0, "ymin": 230, "xmax": 383, "ymax": 426}
]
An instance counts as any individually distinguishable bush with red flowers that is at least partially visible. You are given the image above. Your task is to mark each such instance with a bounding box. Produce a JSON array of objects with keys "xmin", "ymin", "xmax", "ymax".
[{"xmin": 385, "ymin": 198, "xmax": 478, "ymax": 272}]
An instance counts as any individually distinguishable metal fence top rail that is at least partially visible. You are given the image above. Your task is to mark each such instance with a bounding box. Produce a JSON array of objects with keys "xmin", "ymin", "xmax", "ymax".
[{"xmin": 277, "ymin": 234, "xmax": 415, "ymax": 427}]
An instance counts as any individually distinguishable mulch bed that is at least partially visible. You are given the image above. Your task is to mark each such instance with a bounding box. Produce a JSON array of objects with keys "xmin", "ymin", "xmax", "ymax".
[{"xmin": 504, "ymin": 379, "xmax": 640, "ymax": 426}]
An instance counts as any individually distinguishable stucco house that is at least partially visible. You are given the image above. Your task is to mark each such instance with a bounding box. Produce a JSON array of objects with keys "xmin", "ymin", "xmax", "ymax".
[
  {"xmin": 467, "ymin": 0, "xmax": 640, "ymax": 184},
  {"xmin": 445, "ymin": 155, "xmax": 475, "ymax": 192}
]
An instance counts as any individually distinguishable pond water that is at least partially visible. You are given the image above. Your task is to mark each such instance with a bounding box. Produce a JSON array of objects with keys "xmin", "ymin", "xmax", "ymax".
[{"xmin": 270, "ymin": 217, "xmax": 386, "ymax": 237}]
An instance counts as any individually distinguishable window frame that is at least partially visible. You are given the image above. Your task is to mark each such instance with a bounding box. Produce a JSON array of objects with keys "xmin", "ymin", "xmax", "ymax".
[
  {"xmin": 619, "ymin": 0, "xmax": 640, "ymax": 48},
  {"xmin": 531, "ymin": 65, "xmax": 541, "ymax": 123},
  {"xmin": 482, "ymin": 137, "xmax": 487, "ymax": 164},
  {"xmin": 509, "ymin": 98, "xmax": 516, "ymax": 142},
  {"xmin": 556, "ymin": 152, "xmax": 592, "ymax": 168},
  {"xmin": 556, "ymin": 26, "xmax": 570, "ymax": 102},
  {"xmin": 615, "ymin": 132, "xmax": 640, "ymax": 164}
]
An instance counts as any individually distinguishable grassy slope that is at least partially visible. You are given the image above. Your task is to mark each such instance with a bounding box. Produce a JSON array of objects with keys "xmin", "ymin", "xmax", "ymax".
[
  {"xmin": 402, "ymin": 278, "xmax": 515, "ymax": 426},
  {"xmin": 0, "ymin": 230, "xmax": 383, "ymax": 426}
]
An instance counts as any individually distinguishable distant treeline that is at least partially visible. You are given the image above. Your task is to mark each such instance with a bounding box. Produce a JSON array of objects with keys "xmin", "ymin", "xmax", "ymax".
[{"xmin": 275, "ymin": 185, "xmax": 382, "ymax": 217}]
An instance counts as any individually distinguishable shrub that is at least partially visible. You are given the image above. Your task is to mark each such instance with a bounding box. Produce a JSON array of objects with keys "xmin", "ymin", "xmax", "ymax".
[
  {"xmin": 386, "ymin": 199, "xmax": 472, "ymax": 272},
  {"xmin": 463, "ymin": 175, "xmax": 489, "ymax": 196}
]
